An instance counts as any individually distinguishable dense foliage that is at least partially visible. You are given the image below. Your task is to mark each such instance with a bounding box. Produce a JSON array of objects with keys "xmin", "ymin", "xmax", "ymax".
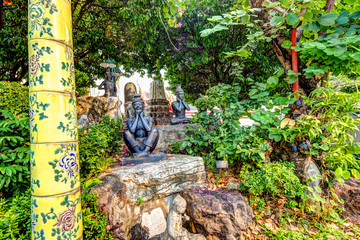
[
  {"xmin": 0, "ymin": 189, "xmax": 31, "ymax": 240},
  {"xmin": 81, "ymin": 178, "xmax": 113, "ymax": 240},
  {"xmin": 171, "ymin": 83, "xmax": 273, "ymax": 168},
  {"xmin": 0, "ymin": 81, "xmax": 29, "ymax": 114},
  {"xmin": 199, "ymin": 0, "xmax": 360, "ymax": 95},
  {"xmin": 78, "ymin": 116, "xmax": 122, "ymax": 181},
  {"xmin": 239, "ymin": 162, "xmax": 306, "ymax": 209},
  {"xmin": 0, "ymin": 110, "xmax": 30, "ymax": 199}
]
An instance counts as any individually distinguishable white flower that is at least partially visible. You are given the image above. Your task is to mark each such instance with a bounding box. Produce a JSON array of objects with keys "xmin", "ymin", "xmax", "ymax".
[{"xmin": 29, "ymin": 3, "xmax": 45, "ymax": 32}]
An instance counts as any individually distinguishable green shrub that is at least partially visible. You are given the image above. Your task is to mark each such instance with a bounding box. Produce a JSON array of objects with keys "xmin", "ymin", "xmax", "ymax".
[
  {"xmin": 252, "ymin": 87, "xmax": 360, "ymax": 180},
  {"xmin": 0, "ymin": 81, "xmax": 28, "ymax": 114},
  {"xmin": 75, "ymin": 69, "xmax": 94, "ymax": 97},
  {"xmin": 79, "ymin": 116, "xmax": 122, "ymax": 180},
  {"xmin": 0, "ymin": 189, "xmax": 31, "ymax": 240},
  {"xmin": 239, "ymin": 162, "xmax": 306, "ymax": 200},
  {"xmin": 0, "ymin": 111, "xmax": 30, "ymax": 198},
  {"xmin": 82, "ymin": 178, "xmax": 112, "ymax": 240},
  {"xmin": 170, "ymin": 83, "xmax": 269, "ymax": 169}
]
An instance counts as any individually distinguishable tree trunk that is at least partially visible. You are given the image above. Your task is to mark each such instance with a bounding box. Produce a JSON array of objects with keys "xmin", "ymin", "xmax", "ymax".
[
  {"xmin": 28, "ymin": 0, "xmax": 83, "ymax": 239},
  {"xmin": 0, "ymin": 0, "xmax": 3, "ymax": 30}
]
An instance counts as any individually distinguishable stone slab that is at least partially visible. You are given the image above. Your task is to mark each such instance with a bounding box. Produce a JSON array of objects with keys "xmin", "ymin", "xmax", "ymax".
[
  {"xmin": 91, "ymin": 155, "xmax": 206, "ymax": 239},
  {"xmin": 155, "ymin": 124, "xmax": 191, "ymax": 153},
  {"xmin": 122, "ymin": 152, "xmax": 167, "ymax": 165}
]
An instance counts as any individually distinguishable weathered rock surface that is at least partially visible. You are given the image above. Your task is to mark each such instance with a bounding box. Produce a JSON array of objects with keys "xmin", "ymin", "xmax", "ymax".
[
  {"xmin": 77, "ymin": 96, "xmax": 122, "ymax": 126},
  {"xmin": 168, "ymin": 195, "xmax": 206, "ymax": 240},
  {"xmin": 91, "ymin": 155, "xmax": 206, "ymax": 239},
  {"xmin": 333, "ymin": 177, "xmax": 360, "ymax": 223},
  {"xmin": 307, "ymin": 161, "xmax": 321, "ymax": 194},
  {"xmin": 181, "ymin": 189, "xmax": 253, "ymax": 240},
  {"xmin": 155, "ymin": 124, "xmax": 189, "ymax": 153}
]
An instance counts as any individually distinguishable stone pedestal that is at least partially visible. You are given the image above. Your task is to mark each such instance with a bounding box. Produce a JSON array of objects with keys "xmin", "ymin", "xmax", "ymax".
[
  {"xmin": 148, "ymin": 98, "xmax": 172, "ymax": 126},
  {"xmin": 122, "ymin": 152, "xmax": 167, "ymax": 165},
  {"xmin": 155, "ymin": 124, "xmax": 190, "ymax": 153},
  {"xmin": 91, "ymin": 155, "xmax": 206, "ymax": 239}
]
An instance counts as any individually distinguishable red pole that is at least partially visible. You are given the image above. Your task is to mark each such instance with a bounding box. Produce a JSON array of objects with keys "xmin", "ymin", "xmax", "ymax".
[{"xmin": 291, "ymin": 29, "xmax": 299, "ymax": 101}]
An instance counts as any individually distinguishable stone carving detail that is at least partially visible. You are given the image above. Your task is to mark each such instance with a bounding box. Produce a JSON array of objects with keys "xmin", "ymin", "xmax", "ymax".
[{"xmin": 148, "ymin": 78, "xmax": 172, "ymax": 125}]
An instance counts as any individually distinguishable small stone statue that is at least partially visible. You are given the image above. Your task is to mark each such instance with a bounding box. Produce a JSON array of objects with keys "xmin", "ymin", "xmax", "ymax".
[
  {"xmin": 171, "ymin": 85, "xmax": 190, "ymax": 125},
  {"xmin": 98, "ymin": 69, "xmax": 117, "ymax": 97},
  {"xmin": 124, "ymin": 94, "xmax": 159, "ymax": 157}
]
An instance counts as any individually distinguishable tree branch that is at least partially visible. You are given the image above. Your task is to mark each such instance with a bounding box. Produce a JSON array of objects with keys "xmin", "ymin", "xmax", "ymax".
[{"xmin": 72, "ymin": 0, "xmax": 94, "ymax": 30}]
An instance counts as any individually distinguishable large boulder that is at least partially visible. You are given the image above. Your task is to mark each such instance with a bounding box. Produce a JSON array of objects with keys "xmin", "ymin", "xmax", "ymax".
[
  {"xmin": 181, "ymin": 188, "xmax": 253, "ymax": 240},
  {"xmin": 167, "ymin": 195, "xmax": 206, "ymax": 240},
  {"xmin": 91, "ymin": 155, "xmax": 206, "ymax": 239},
  {"xmin": 77, "ymin": 96, "xmax": 122, "ymax": 126},
  {"xmin": 333, "ymin": 177, "xmax": 360, "ymax": 223}
]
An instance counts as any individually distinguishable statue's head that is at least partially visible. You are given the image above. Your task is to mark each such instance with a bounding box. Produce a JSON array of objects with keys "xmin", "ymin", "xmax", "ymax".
[
  {"xmin": 132, "ymin": 94, "xmax": 144, "ymax": 115},
  {"xmin": 175, "ymin": 85, "xmax": 184, "ymax": 101}
]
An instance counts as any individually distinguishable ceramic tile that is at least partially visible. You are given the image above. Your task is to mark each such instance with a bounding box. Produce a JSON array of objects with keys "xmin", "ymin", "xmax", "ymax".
[
  {"xmin": 32, "ymin": 190, "xmax": 83, "ymax": 239},
  {"xmin": 29, "ymin": 39, "xmax": 75, "ymax": 92},
  {"xmin": 29, "ymin": 91, "xmax": 78, "ymax": 143},
  {"xmin": 28, "ymin": 0, "xmax": 73, "ymax": 46},
  {"xmin": 31, "ymin": 143, "xmax": 80, "ymax": 196}
]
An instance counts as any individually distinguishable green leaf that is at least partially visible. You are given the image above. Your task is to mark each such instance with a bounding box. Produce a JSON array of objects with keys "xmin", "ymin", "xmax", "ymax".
[
  {"xmin": 267, "ymin": 76, "xmax": 278, "ymax": 85},
  {"xmin": 269, "ymin": 133, "xmax": 282, "ymax": 142},
  {"xmin": 249, "ymin": 89, "xmax": 258, "ymax": 96},
  {"xmin": 343, "ymin": 170, "xmax": 351, "ymax": 180},
  {"xmin": 286, "ymin": 13, "xmax": 299, "ymax": 27},
  {"xmin": 318, "ymin": 13, "xmax": 338, "ymax": 26},
  {"xmin": 349, "ymin": 11, "xmax": 360, "ymax": 20},
  {"xmin": 286, "ymin": 74, "xmax": 298, "ymax": 84},
  {"xmin": 281, "ymin": 40, "xmax": 292, "ymax": 49},
  {"xmin": 170, "ymin": 5, "xmax": 177, "ymax": 14},
  {"xmin": 315, "ymin": 186, "xmax": 322, "ymax": 193},
  {"xmin": 270, "ymin": 16, "xmax": 284, "ymax": 26},
  {"xmin": 335, "ymin": 167, "xmax": 343, "ymax": 178},
  {"xmin": 351, "ymin": 169, "xmax": 360, "ymax": 179},
  {"xmin": 208, "ymin": 15, "xmax": 223, "ymax": 22},
  {"xmin": 335, "ymin": 17, "xmax": 349, "ymax": 25},
  {"xmin": 301, "ymin": 22, "xmax": 320, "ymax": 32},
  {"xmin": 304, "ymin": 12, "xmax": 313, "ymax": 21}
]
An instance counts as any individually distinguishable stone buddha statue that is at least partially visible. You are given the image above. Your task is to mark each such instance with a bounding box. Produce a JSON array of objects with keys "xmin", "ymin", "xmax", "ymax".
[
  {"xmin": 171, "ymin": 85, "xmax": 190, "ymax": 125},
  {"xmin": 98, "ymin": 68, "xmax": 117, "ymax": 97},
  {"xmin": 124, "ymin": 94, "xmax": 159, "ymax": 158}
]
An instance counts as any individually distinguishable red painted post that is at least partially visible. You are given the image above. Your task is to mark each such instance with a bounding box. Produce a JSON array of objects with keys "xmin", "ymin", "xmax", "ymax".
[{"xmin": 291, "ymin": 29, "xmax": 299, "ymax": 100}]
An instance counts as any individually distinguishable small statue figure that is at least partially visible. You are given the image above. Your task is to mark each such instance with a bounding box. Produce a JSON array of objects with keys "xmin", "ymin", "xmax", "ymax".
[
  {"xmin": 124, "ymin": 94, "xmax": 159, "ymax": 157},
  {"xmin": 98, "ymin": 69, "xmax": 117, "ymax": 97},
  {"xmin": 171, "ymin": 85, "xmax": 190, "ymax": 125}
]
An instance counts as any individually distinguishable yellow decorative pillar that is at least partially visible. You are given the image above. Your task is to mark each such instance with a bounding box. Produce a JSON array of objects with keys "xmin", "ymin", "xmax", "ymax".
[{"xmin": 28, "ymin": 0, "xmax": 83, "ymax": 239}]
